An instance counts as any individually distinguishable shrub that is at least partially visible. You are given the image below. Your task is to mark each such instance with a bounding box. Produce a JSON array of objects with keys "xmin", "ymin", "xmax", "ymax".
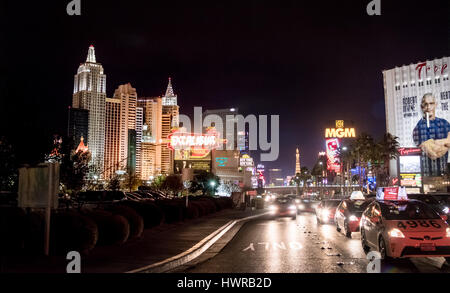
[
  {"xmin": 24, "ymin": 210, "xmax": 45, "ymax": 255},
  {"xmin": 185, "ymin": 204, "xmax": 199, "ymax": 219},
  {"xmin": 82, "ymin": 209, "xmax": 129, "ymax": 246},
  {"xmin": 50, "ymin": 210, "xmax": 98, "ymax": 255},
  {"xmin": 0, "ymin": 207, "xmax": 27, "ymax": 253},
  {"xmin": 155, "ymin": 200, "xmax": 184, "ymax": 223},
  {"xmin": 105, "ymin": 205, "xmax": 144, "ymax": 239},
  {"xmin": 120, "ymin": 200, "xmax": 164, "ymax": 228},
  {"xmin": 190, "ymin": 201, "xmax": 206, "ymax": 217}
]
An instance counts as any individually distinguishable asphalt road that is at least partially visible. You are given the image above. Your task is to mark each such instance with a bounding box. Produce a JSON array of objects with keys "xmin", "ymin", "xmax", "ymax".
[{"xmin": 182, "ymin": 212, "xmax": 450, "ymax": 273}]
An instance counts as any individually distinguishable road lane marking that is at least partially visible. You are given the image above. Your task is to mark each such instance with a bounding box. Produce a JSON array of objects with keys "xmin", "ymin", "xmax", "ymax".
[{"xmin": 242, "ymin": 242, "xmax": 303, "ymax": 252}]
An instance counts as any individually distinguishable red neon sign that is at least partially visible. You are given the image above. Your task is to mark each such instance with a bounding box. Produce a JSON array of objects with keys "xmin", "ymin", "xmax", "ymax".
[
  {"xmin": 398, "ymin": 147, "xmax": 422, "ymax": 156},
  {"xmin": 167, "ymin": 130, "xmax": 220, "ymax": 150}
]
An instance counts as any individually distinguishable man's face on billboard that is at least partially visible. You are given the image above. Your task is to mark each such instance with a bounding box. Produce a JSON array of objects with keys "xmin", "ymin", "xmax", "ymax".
[{"xmin": 421, "ymin": 95, "xmax": 436, "ymax": 120}]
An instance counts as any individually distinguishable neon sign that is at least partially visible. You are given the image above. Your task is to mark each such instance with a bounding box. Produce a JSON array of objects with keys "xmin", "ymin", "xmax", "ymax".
[
  {"xmin": 168, "ymin": 131, "xmax": 220, "ymax": 150},
  {"xmin": 216, "ymin": 157, "xmax": 228, "ymax": 167},
  {"xmin": 324, "ymin": 120, "xmax": 356, "ymax": 138}
]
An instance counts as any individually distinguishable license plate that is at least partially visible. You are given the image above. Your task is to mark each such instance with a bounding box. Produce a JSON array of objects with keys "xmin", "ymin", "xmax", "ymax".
[{"xmin": 420, "ymin": 243, "xmax": 436, "ymax": 251}]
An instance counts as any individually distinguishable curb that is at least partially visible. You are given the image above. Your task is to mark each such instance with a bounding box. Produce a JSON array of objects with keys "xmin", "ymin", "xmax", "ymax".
[{"xmin": 126, "ymin": 211, "xmax": 269, "ymax": 273}]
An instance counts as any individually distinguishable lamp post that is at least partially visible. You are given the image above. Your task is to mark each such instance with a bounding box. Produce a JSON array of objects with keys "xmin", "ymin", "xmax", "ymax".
[{"xmin": 209, "ymin": 180, "xmax": 216, "ymax": 196}]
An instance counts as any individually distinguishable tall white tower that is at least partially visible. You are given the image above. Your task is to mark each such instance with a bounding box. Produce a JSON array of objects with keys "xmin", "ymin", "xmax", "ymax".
[{"xmin": 72, "ymin": 45, "xmax": 107, "ymax": 178}]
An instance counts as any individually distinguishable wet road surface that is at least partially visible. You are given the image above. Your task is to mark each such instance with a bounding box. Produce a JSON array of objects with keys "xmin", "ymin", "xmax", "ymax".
[{"xmin": 182, "ymin": 212, "xmax": 450, "ymax": 273}]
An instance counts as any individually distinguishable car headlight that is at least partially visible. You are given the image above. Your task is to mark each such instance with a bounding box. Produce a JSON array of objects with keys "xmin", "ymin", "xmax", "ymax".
[
  {"xmin": 265, "ymin": 197, "xmax": 270, "ymax": 202},
  {"xmin": 443, "ymin": 207, "xmax": 449, "ymax": 214},
  {"xmin": 321, "ymin": 209, "xmax": 330, "ymax": 218},
  {"xmin": 298, "ymin": 204, "xmax": 305, "ymax": 210},
  {"xmin": 289, "ymin": 205, "xmax": 297, "ymax": 210},
  {"xmin": 269, "ymin": 205, "xmax": 278, "ymax": 211},
  {"xmin": 295, "ymin": 199, "xmax": 300, "ymax": 203},
  {"xmin": 348, "ymin": 215, "xmax": 358, "ymax": 222},
  {"xmin": 446, "ymin": 227, "xmax": 450, "ymax": 238},
  {"xmin": 388, "ymin": 228, "xmax": 405, "ymax": 238}
]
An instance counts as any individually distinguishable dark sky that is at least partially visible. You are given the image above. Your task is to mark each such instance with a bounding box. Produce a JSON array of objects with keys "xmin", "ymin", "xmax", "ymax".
[{"xmin": 1, "ymin": 0, "xmax": 449, "ymax": 178}]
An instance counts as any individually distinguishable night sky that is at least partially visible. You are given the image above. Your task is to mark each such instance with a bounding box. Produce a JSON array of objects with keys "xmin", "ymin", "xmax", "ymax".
[{"xmin": 1, "ymin": 0, "xmax": 449, "ymax": 178}]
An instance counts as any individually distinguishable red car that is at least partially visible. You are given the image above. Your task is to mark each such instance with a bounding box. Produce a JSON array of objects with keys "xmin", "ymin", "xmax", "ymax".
[
  {"xmin": 334, "ymin": 199, "xmax": 373, "ymax": 238},
  {"xmin": 315, "ymin": 199, "xmax": 341, "ymax": 224}
]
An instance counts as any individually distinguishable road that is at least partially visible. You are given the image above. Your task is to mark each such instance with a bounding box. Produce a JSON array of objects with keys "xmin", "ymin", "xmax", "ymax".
[{"xmin": 181, "ymin": 212, "xmax": 450, "ymax": 273}]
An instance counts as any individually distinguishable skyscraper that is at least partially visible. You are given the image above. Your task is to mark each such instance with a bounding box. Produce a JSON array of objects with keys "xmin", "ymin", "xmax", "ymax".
[
  {"xmin": 161, "ymin": 78, "xmax": 179, "ymax": 175},
  {"xmin": 104, "ymin": 97, "xmax": 121, "ymax": 179},
  {"xmin": 72, "ymin": 45, "xmax": 107, "ymax": 177},
  {"xmin": 295, "ymin": 148, "xmax": 301, "ymax": 174},
  {"xmin": 112, "ymin": 83, "xmax": 139, "ymax": 175},
  {"xmin": 138, "ymin": 97, "xmax": 162, "ymax": 179}
]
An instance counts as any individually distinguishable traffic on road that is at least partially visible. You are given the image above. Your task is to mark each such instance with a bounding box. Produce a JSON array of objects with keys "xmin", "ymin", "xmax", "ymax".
[{"xmin": 181, "ymin": 188, "xmax": 450, "ymax": 273}]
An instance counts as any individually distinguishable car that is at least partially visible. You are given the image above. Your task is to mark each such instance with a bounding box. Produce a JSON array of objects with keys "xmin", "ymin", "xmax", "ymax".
[
  {"xmin": 408, "ymin": 194, "xmax": 450, "ymax": 223},
  {"xmin": 360, "ymin": 199, "xmax": 450, "ymax": 262},
  {"xmin": 268, "ymin": 197, "xmax": 297, "ymax": 220},
  {"xmin": 315, "ymin": 199, "xmax": 342, "ymax": 224},
  {"xmin": 334, "ymin": 199, "xmax": 373, "ymax": 238},
  {"xmin": 296, "ymin": 199, "xmax": 320, "ymax": 214}
]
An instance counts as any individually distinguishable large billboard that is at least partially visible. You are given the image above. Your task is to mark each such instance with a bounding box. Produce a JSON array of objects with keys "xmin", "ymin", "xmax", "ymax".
[
  {"xmin": 384, "ymin": 57, "xmax": 450, "ymax": 176},
  {"xmin": 326, "ymin": 138, "xmax": 340, "ymax": 173}
]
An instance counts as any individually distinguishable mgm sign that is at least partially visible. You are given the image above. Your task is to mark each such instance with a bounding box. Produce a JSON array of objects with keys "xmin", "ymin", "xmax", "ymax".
[{"xmin": 325, "ymin": 120, "xmax": 356, "ymax": 138}]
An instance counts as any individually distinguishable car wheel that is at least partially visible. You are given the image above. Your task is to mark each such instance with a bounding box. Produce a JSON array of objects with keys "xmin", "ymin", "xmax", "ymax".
[
  {"xmin": 316, "ymin": 215, "xmax": 321, "ymax": 224},
  {"xmin": 292, "ymin": 215, "xmax": 297, "ymax": 220},
  {"xmin": 336, "ymin": 221, "xmax": 341, "ymax": 232},
  {"xmin": 344, "ymin": 222, "xmax": 352, "ymax": 238},
  {"xmin": 361, "ymin": 229, "xmax": 370, "ymax": 254},
  {"xmin": 378, "ymin": 237, "xmax": 392, "ymax": 261},
  {"xmin": 445, "ymin": 257, "xmax": 450, "ymax": 265}
]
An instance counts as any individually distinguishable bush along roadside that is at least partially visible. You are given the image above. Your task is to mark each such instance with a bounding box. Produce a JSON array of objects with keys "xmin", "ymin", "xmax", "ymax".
[{"xmin": 0, "ymin": 196, "xmax": 233, "ymax": 256}]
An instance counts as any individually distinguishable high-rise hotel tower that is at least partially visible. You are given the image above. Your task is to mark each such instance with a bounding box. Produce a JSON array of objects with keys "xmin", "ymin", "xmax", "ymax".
[{"xmin": 72, "ymin": 45, "xmax": 107, "ymax": 177}]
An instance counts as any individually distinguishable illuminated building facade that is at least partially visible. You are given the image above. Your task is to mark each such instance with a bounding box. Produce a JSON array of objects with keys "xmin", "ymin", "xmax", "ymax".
[
  {"xmin": 113, "ymin": 83, "xmax": 139, "ymax": 175},
  {"xmin": 268, "ymin": 168, "xmax": 284, "ymax": 186},
  {"xmin": 295, "ymin": 148, "xmax": 301, "ymax": 174},
  {"xmin": 72, "ymin": 45, "xmax": 106, "ymax": 177},
  {"xmin": 138, "ymin": 97, "xmax": 163, "ymax": 179},
  {"xmin": 104, "ymin": 97, "xmax": 121, "ymax": 179},
  {"xmin": 161, "ymin": 78, "xmax": 179, "ymax": 175},
  {"xmin": 383, "ymin": 57, "xmax": 450, "ymax": 179}
]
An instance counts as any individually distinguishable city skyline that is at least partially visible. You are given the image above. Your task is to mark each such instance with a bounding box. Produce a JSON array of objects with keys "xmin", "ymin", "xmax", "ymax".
[{"xmin": 2, "ymin": 0, "xmax": 449, "ymax": 179}]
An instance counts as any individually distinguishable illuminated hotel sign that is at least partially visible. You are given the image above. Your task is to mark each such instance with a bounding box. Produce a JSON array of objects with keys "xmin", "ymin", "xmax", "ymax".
[
  {"xmin": 325, "ymin": 120, "xmax": 356, "ymax": 138},
  {"xmin": 168, "ymin": 131, "xmax": 220, "ymax": 150},
  {"xmin": 240, "ymin": 154, "xmax": 254, "ymax": 167}
]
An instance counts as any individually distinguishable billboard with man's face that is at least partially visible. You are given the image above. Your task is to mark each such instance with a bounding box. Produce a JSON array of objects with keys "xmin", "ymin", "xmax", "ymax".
[{"xmin": 384, "ymin": 57, "xmax": 450, "ymax": 176}]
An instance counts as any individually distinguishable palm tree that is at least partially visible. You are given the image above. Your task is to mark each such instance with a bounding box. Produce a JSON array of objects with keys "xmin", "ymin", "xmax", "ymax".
[
  {"xmin": 349, "ymin": 133, "xmax": 375, "ymax": 191},
  {"xmin": 375, "ymin": 133, "xmax": 400, "ymax": 187}
]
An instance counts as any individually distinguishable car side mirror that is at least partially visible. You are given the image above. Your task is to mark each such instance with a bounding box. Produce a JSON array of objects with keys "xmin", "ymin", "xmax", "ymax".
[{"xmin": 441, "ymin": 214, "xmax": 448, "ymax": 221}]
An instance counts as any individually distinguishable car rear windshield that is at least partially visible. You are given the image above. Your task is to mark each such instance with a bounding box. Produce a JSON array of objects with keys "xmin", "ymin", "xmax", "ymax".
[
  {"xmin": 408, "ymin": 194, "xmax": 440, "ymax": 205},
  {"xmin": 275, "ymin": 198, "xmax": 292, "ymax": 204},
  {"xmin": 348, "ymin": 200, "xmax": 371, "ymax": 212},
  {"xmin": 324, "ymin": 200, "xmax": 341, "ymax": 207},
  {"xmin": 380, "ymin": 201, "xmax": 440, "ymax": 220}
]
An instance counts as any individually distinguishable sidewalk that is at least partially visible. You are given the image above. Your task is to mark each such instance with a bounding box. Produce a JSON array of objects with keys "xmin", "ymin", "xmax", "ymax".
[{"xmin": 1, "ymin": 208, "xmax": 267, "ymax": 273}]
